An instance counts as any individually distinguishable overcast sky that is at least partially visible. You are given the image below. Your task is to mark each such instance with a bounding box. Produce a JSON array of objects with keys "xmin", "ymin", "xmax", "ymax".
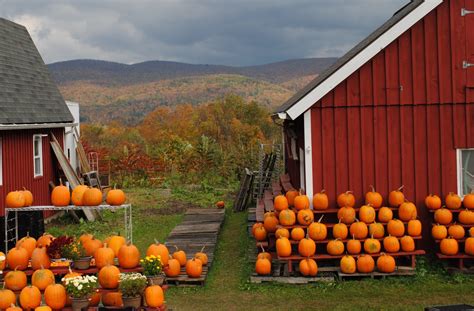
[{"xmin": 1, "ymin": 0, "xmax": 407, "ymax": 66}]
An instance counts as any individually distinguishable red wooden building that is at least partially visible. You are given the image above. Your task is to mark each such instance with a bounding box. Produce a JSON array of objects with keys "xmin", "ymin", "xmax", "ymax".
[
  {"xmin": 0, "ymin": 18, "xmax": 74, "ymax": 249},
  {"xmin": 274, "ymin": 0, "xmax": 474, "ymax": 238}
]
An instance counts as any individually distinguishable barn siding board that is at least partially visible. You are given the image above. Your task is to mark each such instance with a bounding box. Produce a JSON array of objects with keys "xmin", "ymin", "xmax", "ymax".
[
  {"xmin": 387, "ymin": 106, "xmax": 402, "ymax": 191},
  {"xmin": 453, "ymin": 104, "xmax": 467, "ymax": 148},
  {"xmin": 399, "ymin": 31, "xmax": 414, "ymax": 105},
  {"xmin": 347, "ymin": 107, "xmax": 363, "ymax": 204},
  {"xmin": 467, "ymin": 0, "xmax": 474, "ymax": 102},
  {"xmin": 411, "ymin": 20, "xmax": 427, "ymax": 104},
  {"xmin": 424, "ymin": 11, "xmax": 440, "ymax": 104},
  {"xmin": 311, "ymin": 108, "xmax": 323, "ymax": 194},
  {"xmin": 385, "ymin": 41, "xmax": 400, "ymax": 106},
  {"xmin": 372, "ymin": 52, "xmax": 387, "ymax": 106},
  {"xmin": 334, "ymin": 109, "xmax": 348, "ymax": 195},
  {"xmin": 400, "ymin": 106, "xmax": 415, "ymax": 201},
  {"xmin": 359, "ymin": 62, "xmax": 373, "ymax": 104},
  {"xmin": 439, "ymin": 105, "xmax": 457, "ymax": 194},
  {"xmin": 321, "ymin": 108, "xmax": 336, "ymax": 206},
  {"xmin": 346, "ymin": 71, "xmax": 360, "ymax": 106},
  {"xmin": 373, "ymin": 107, "xmax": 389, "ymax": 196},
  {"xmin": 437, "ymin": 1, "xmax": 453, "ymax": 103},
  {"xmin": 360, "ymin": 107, "xmax": 375, "ymax": 193},
  {"xmin": 450, "ymin": 0, "xmax": 467, "ymax": 104}
]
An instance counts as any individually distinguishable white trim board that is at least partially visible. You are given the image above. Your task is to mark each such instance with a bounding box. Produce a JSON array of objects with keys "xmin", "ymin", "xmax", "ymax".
[
  {"xmin": 304, "ymin": 110, "xmax": 313, "ymax": 208},
  {"xmin": 286, "ymin": 0, "xmax": 442, "ymax": 120}
]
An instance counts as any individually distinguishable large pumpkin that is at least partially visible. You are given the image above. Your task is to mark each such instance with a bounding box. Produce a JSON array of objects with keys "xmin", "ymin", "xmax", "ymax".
[
  {"xmin": 276, "ymin": 237, "xmax": 292, "ymax": 257},
  {"xmin": 146, "ymin": 240, "xmax": 170, "ymax": 266},
  {"xmin": 363, "ymin": 236, "xmax": 381, "ymax": 254},
  {"xmin": 347, "ymin": 235, "xmax": 361, "ymax": 254},
  {"xmin": 145, "ymin": 285, "xmax": 165, "ymax": 308},
  {"xmin": 118, "ymin": 242, "xmax": 140, "ymax": 268},
  {"xmin": 185, "ymin": 258, "xmax": 202, "ymax": 278},
  {"xmin": 31, "ymin": 247, "xmax": 51, "ymax": 270},
  {"xmin": 459, "ymin": 209, "xmax": 474, "ymax": 225},
  {"xmin": 407, "ymin": 219, "xmax": 422, "ymax": 237},
  {"xmin": 94, "ymin": 243, "xmax": 115, "ymax": 269},
  {"xmin": 273, "ymin": 195, "xmax": 289, "ymax": 212},
  {"xmin": 5, "ymin": 191, "xmax": 25, "ymax": 208},
  {"xmin": 32, "ymin": 268, "xmax": 55, "ymax": 290},
  {"xmin": 164, "ymin": 258, "xmax": 181, "ymax": 277},
  {"xmin": 299, "ymin": 258, "xmax": 318, "ymax": 276},
  {"xmin": 440, "ymin": 237, "xmax": 459, "ymax": 255},
  {"xmin": 308, "ymin": 216, "xmax": 327, "ymax": 241},
  {"xmin": 106, "ymin": 187, "xmax": 127, "ymax": 206},
  {"xmin": 51, "ymin": 181, "xmax": 70, "ymax": 206},
  {"xmin": 463, "ymin": 192, "xmax": 474, "ymax": 209},
  {"xmin": 425, "ymin": 194, "xmax": 442, "ymax": 210},
  {"xmin": 400, "ymin": 235, "xmax": 415, "ymax": 252},
  {"xmin": 44, "ymin": 284, "xmax": 67, "ymax": 310},
  {"xmin": 377, "ymin": 253, "xmax": 396, "ymax": 273},
  {"xmin": 338, "ymin": 206, "xmax": 356, "ymax": 224},
  {"xmin": 359, "ymin": 204, "xmax": 376, "ymax": 224},
  {"xmin": 19, "ymin": 286, "xmax": 42, "ymax": 310},
  {"xmin": 337, "ymin": 191, "xmax": 355, "ymax": 208},
  {"xmin": 378, "ymin": 207, "xmax": 393, "ymax": 223},
  {"xmin": 327, "ymin": 239, "xmax": 344, "ymax": 256},
  {"xmin": 434, "ymin": 208, "xmax": 453, "ymax": 225},
  {"xmin": 349, "ymin": 220, "xmax": 368, "ymax": 239},
  {"xmin": 357, "ymin": 254, "xmax": 375, "ymax": 273},
  {"xmin": 445, "ymin": 192, "xmax": 462, "ymax": 210},
  {"xmin": 98, "ymin": 265, "xmax": 121, "ymax": 289},
  {"xmin": 21, "ymin": 188, "xmax": 34, "ymax": 206},
  {"xmin": 388, "ymin": 186, "xmax": 405, "ymax": 207},
  {"xmin": 255, "ymin": 258, "xmax": 271, "ymax": 275},
  {"xmin": 465, "ymin": 237, "xmax": 474, "ymax": 256},
  {"xmin": 298, "ymin": 235, "xmax": 316, "ymax": 257},
  {"xmin": 340, "ymin": 255, "xmax": 356, "ymax": 274},
  {"xmin": 82, "ymin": 188, "xmax": 103, "ymax": 206},
  {"xmin": 36, "ymin": 233, "xmax": 54, "ymax": 248},
  {"xmin": 279, "ymin": 209, "xmax": 296, "ymax": 226},
  {"xmin": 294, "ymin": 194, "xmax": 310, "ymax": 211},
  {"xmin": 0, "ymin": 288, "xmax": 16, "ymax": 310},
  {"xmin": 399, "ymin": 202, "xmax": 417, "ymax": 221},
  {"xmin": 17, "ymin": 234, "xmax": 37, "ymax": 259},
  {"xmin": 285, "ymin": 189, "xmax": 299, "ymax": 207},
  {"xmin": 387, "ymin": 219, "xmax": 405, "ymax": 237},
  {"xmin": 4, "ymin": 269, "xmax": 27, "ymax": 290},
  {"xmin": 83, "ymin": 238, "xmax": 103, "ymax": 257},
  {"xmin": 432, "ymin": 224, "xmax": 448, "ymax": 240},
  {"xmin": 7, "ymin": 245, "xmax": 29, "ymax": 270},
  {"xmin": 291, "ymin": 227, "xmax": 305, "ymax": 241},
  {"xmin": 333, "ymin": 220, "xmax": 349, "ymax": 239},
  {"xmin": 108, "ymin": 234, "xmax": 126, "ymax": 257},
  {"xmin": 313, "ymin": 190, "xmax": 329, "ymax": 210},
  {"xmin": 297, "ymin": 209, "xmax": 314, "ymax": 226},
  {"xmin": 383, "ymin": 235, "xmax": 400, "ymax": 253},
  {"xmin": 365, "ymin": 185, "xmax": 383, "ymax": 208},
  {"xmin": 263, "ymin": 214, "xmax": 279, "ymax": 233},
  {"xmin": 448, "ymin": 224, "xmax": 466, "ymax": 240},
  {"xmin": 369, "ymin": 222, "xmax": 385, "ymax": 239},
  {"xmin": 71, "ymin": 185, "xmax": 88, "ymax": 206}
]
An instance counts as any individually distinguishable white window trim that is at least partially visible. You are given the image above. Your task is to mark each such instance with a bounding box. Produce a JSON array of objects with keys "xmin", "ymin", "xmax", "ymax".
[
  {"xmin": 33, "ymin": 134, "xmax": 43, "ymax": 177},
  {"xmin": 457, "ymin": 148, "xmax": 474, "ymax": 197},
  {"xmin": 0, "ymin": 137, "xmax": 3, "ymax": 186}
]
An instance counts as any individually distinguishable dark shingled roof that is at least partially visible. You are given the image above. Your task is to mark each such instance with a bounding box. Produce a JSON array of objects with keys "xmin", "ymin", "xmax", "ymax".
[
  {"xmin": 275, "ymin": 0, "xmax": 424, "ymax": 116},
  {"xmin": 0, "ymin": 18, "xmax": 73, "ymax": 125}
]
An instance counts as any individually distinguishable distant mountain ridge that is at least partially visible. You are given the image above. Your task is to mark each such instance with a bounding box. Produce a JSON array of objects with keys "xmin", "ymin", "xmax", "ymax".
[{"xmin": 48, "ymin": 57, "xmax": 337, "ymax": 85}]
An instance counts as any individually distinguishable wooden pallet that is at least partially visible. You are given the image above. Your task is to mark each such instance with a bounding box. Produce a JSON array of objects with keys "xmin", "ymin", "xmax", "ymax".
[
  {"xmin": 337, "ymin": 266, "xmax": 416, "ymax": 279},
  {"xmin": 250, "ymin": 274, "xmax": 335, "ymax": 284}
]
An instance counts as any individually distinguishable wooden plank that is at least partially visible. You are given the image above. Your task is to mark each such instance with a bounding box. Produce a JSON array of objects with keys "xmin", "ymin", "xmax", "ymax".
[
  {"xmin": 374, "ymin": 106, "xmax": 388, "ymax": 196},
  {"xmin": 411, "ymin": 19, "xmax": 427, "ymax": 104},
  {"xmin": 334, "ymin": 109, "xmax": 348, "ymax": 195},
  {"xmin": 372, "ymin": 52, "xmax": 387, "ymax": 106},
  {"xmin": 387, "ymin": 105, "xmax": 402, "ymax": 191},
  {"xmin": 424, "ymin": 10, "xmax": 440, "ymax": 104},
  {"xmin": 311, "ymin": 108, "xmax": 324, "ymax": 193},
  {"xmin": 385, "ymin": 40, "xmax": 400, "ymax": 106},
  {"xmin": 360, "ymin": 107, "xmax": 376, "ymax": 196},
  {"xmin": 347, "ymin": 107, "xmax": 363, "ymax": 204},
  {"xmin": 437, "ymin": 1, "xmax": 453, "ymax": 104},
  {"xmin": 398, "ymin": 30, "xmax": 414, "ymax": 105},
  {"xmin": 400, "ymin": 106, "xmax": 415, "ymax": 202},
  {"xmin": 250, "ymin": 275, "xmax": 335, "ymax": 284},
  {"xmin": 321, "ymin": 108, "xmax": 336, "ymax": 207},
  {"xmin": 346, "ymin": 71, "xmax": 360, "ymax": 106}
]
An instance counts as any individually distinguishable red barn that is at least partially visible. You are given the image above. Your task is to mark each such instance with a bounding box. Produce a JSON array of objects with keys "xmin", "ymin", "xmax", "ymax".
[
  {"xmin": 274, "ymin": 0, "xmax": 474, "ymax": 240},
  {"xmin": 0, "ymin": 18, "xmax": 74, "ymax": 249}
]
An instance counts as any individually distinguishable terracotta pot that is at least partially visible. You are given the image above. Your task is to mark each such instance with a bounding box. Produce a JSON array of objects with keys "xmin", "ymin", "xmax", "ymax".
[
  {"xmin": 70, "ymin": 297, "xmax": 90, "ymax": 311},
  {"xmin": 73, "ymin": 257, "xmax": 92, "ymax": 270},
  {"xmin": 122, "ymin": 295, "xmax": 142, "ymax": 308},
  {"xmin": 147, "ymin": 274, "xmax": 165, "ymax": 286}
]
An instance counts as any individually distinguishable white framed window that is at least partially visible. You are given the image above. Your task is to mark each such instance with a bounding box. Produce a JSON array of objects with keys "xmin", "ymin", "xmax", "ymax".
[
  {"xmin": 457, "ymin": 149, "xmax": 474, "ymax": 197},
  {"xmin": 0, "ymin": 137, "xmax": 3, "ymax": 186},
  {"xmin": 33, "ymin": 134, "xmax": 43, "ymax": 177}
]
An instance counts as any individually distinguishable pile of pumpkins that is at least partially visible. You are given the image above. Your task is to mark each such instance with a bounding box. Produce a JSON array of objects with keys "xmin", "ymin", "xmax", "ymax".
[
  {"xmin": 0, "ymin": 234, "xmax": 209, "ymax": 309},
  {"xmin": 5, "ymin": 188, "xmax": 34, "ymax": 208},
  {"xmin": 253, "ymin": 186, "xmax": 423, "ymax": 275},
  {"xmin": 427, "ymin": 192, "xmax": 474, "ymax": 256}
]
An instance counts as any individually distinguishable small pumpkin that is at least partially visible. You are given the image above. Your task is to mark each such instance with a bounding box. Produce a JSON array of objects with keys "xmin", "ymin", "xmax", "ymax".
[
  {"xmin": 298, "ymin": 234, "xmax": 316, "ymax": 257},
  {"xmin": 102, "ymin": 292, "xmax": 123, "ymax": 307},
  {"xmin": 118, "ymin": 242, "xmax": 140, "ymax": 268},
  {"xmin": 216, "ymin": 201, "xmax": 225, "ymax": 209},
  {"xmin": 164, "ymin": 258, "xmax": 181, "ymax": 277},
  {"xmin": 291, "ymin": 227, "xmax": 305, "ymax": 241},
  {"xmin": 98, "ymin": 265, "xmax": 121, "ymax": 289},
  {"xmin": 327, "ymin": 239, "xmax": 344, "ymax": 256},
  {"xmin": 257, "ymin": 245, "xmax": 272, "ymax": 261},
  {"xmin": 255, "ymin": 258, "xmax": 271, "ymax": 275},
  {"xmin": 31, "ymin": 246, "xmax": 51, "ymax": 270},
  {"xmin": 400, "ymin": 235, "xmax": 415, "ymax": 252},
  {"xmin": 6, "ymin": 306, "xmax": 22, "ymax": 311},
  {"xmin": 378, "ymin": 207, "xmax": 393, "ymax": 223},
  {"xmin": 459, "ymin": 209, "xmax": 474, "ymax": 225},
  {"xmin": 432, "ymin": 224, "xmax": 448, "ymax": 240},
  {"xmin": 399, "ymin": 201, "xmax": 417, "ymax": 221},
  {"xmin": 313, "ymin": 189, "xmax": 329, "ymax": 210},
  {"xmin": 357, "ymin": 254, "xmax": 375, "ymax": 273},
  {"xmin": 383, "ymin": 235, "xmax": 400, "ymax": 253},
  {"xmin": 186, "ymin": 258, "xmax": 202, "ymax": 278},
  {"xmin": 51, "ymin": 180, "xmax": 70, "ymax": 206},
  {"xmin": 448, "ymin": 224, "xmax": 466, "ymax": 240},
  {"xmin": 71, "ymin": 185, "xmax": 88, "ymax": 206},
  {"xmin": 365, "ymin": 185, "xmax": 383, "ymax": 208},
  {"xmin": 275, "ymin": 227, "xmax": 290, "ymax": 239},
  {"xmin": 338, "ymin": 206, "xmax": 356, "ymax": 224},
  {"xmin": 276, "ymin": 237, "xmax": 292, "ymax": 257},
  {"xmin": 425, "ymin": 194, "xmax": 442, "ymax": 210},
  {"xmin": 21, "ymin": 188, "xmax": 33, "ymax": 206},
  {"xmin": 333, "ymin": 219, "xmax": 349, "ymax": 240},
  {"xmin": 359, "ymin": 204, "xmax": 376, "ymax": 224},
  {"xmin": 285, "ymin": 189, "xmax": 299, "ymax": 207},
  {"xmin": 35, "ymin": 306, "xmax": 52, "ymax": 311},
  {"xmin": 195, "ymin": 246, "xmax": 208, "ymax": 265},
  {"xmin": 445, "ymin": 192, "xmax": 462, "ymax": 210},
  {"xmin": 17, "ymin": 233, "xmax": 37, "ymax": 259},
  {"xmin": 172, "ymin": 246, "xmax": 187, "ymax": 266},
  {"xmin": 364, "ymin": 235, "xmax": 381, "ymax": 254},
  {"xmin": 349, "ymin": 220, "xmax": 368, "ymax": 239},
  {"xmin": 263, "ymin": 214, "xmax": 279, "ymax": 233},
  {"xmin": 297, "ymin": 209, "xmax": 314, "ymax": 226},
  {"xmin": 94, "ymin": 243, "xmax": 115, "ymax": 269},
  {"xmin": 465, "ymin": 237, "xmax": 474, "ymax": 256},
  {"xmin": 36, "ymin": 233, "xmax": 54, "ymax": 248},
  {"xmin": 387, "ymin": 219, "xmax": 405, "ymax": 237},
  {"xmin": 274, "ymin": 195, "xmax": 289, "ymax": 211},
  {"xmin": 82, "ymin": 187, "xmax": 103, "ymax": 206},
  {"xmin": 145, "ymin": 285, "xmax": 164, "ymax": 308},
  {"xmin": 44, "ymin": 284, "xmax": 67, "ymax": 310},
  {"xmin": 7, "ymin": 245, "xmax": 29, "ymax": 270},
  {"xmin": 463, "ymin": 191, "xmax": 474, "ymax": 209},
  {"xmin": 294, "ymin": 194, "xmax": 310, "ymax": 211},
  {"xmin": 4, "ymin": 269, "xmax": 27, "ymax": 290},
  {"xmin": 377, "ymin": 253, "xmax": 396, "ymax": 273},
  {"xmin": 83, "ymin": 237, "xmax": 103, "ymax": 257},
  {"xmin": 407, "ymin": 219, "xmax": 422, "ymax": 237},
  {"xmin": 299, "ymin": 258, "xmax": 318, "ymax": 276},
  {"xmin": 0, "ymin": 288, "xmax": 16, "ymax": 310},
  {"xmin": 279, "ymin": 209, "xmax": 296, "ymax": 226},
  {"xmin": 20, "ymin": 286, "xmax": 42, "ymax": 310},
  {"xmin": 108, "ymin": 234, "xmax": 126, "ymax": 257},
  {"xmin": 388, "ymin": 186, "xmax": 405, "ymax": 207},
  {"xmin": 340, "ymin": 255, "xmax": 356, "ymax": 274},
  {"xmin": 440, "ymin": 237, "xmax": 459, "ymax": 255},
  {"xmin": 337, "ymin": 191, "xmax": 355, "ymax": 208},
  {"xmin": 308, "ymin": 215, "xmax": 327, "ymax": 241},
  {"xmin": 369, "ymin": 222, "xmax": 385, "ymax": 239},
  {"xmin": 434, "ymin": 208, "xmax": 453, "ymax": 225},
  {"xmin": 347, "ymin": 235, "xmax": 362, "ymax": 255},
  {"xmin": 106, "ymin": 187, "xmax": 126, "ymax": 205},
  {"xmin": 253, "ymin": 224, "xmax": 267, "ymax": 241},
  {"xmin": 6, "ymin": 191, "xmax": 25, "ymax": 208}
]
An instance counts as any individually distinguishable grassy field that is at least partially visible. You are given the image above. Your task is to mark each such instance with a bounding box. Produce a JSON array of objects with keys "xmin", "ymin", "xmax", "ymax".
[{"xmin": 47, "ymin": 186, "xmax": 474, "ymax": 311}]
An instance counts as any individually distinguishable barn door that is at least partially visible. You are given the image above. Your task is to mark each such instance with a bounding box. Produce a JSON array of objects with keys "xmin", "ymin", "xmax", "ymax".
[{"xmin": 466, "ymin": 0, "xmax": 474, "ymax": 101}]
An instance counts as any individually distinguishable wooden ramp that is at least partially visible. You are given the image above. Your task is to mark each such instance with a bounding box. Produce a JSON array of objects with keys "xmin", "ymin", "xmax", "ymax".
[{"xmin": 165, "ymin": 208, "xmax": 225, "ymax": 286}]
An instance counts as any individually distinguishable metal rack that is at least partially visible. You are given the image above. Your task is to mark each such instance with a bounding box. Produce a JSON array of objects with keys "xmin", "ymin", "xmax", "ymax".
[{"xmin": 4, "ymin": 204, "xmax": 133, "ymax": 251}]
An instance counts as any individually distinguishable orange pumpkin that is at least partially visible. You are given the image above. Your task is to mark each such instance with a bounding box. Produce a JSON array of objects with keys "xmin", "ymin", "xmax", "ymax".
[
  {"xmin": 253, "ymin": 224, "xmax": 268, "ymax": 241},
  {"xmin": 164, "ymin": 258, "xmax": 181, "ymax": 277},
  {"xmin": 257, "ymin": 245, "xmax": 272, "ymax": 261},
  {"xmin": 17, "ymin": 234, "xmax": 37, "ymax": 259},
  {"xmin": 459, "ymin": 209, "xmax": 474, "ymax": 225},
  {"xmin": 118, "ymin": 242, "xmax": 140, "ymax": 268},
  {"xmin": 337, "ymin": 191, "xmax": 355, "ymax": 208},
  {"xmin": 340, "ymin": 255, "xmax": 356, "ymax": 274},
  {"xmin": 275, "ymin": 227, "xmax": 290, "ymax": 239},
  {"xmin": 434, "ymin": 208, "xmax": 453, "ymax": 225},
  {"xmin": 5, "ymin": 191, "xmax": 25, "ymax": 208},
  {"xmin": 299, "ymin": 258, "xmax": 318, "ymax": 276},
  {"xmin": 79, "ymin": 233, "xmax": 93, "ymax": 245},
  {"xmin": 82, "ymin": 188, "xmax": 103, "ymax": 206},
  {"xmin": 7, "ymin": 245, "xmax": 29, "ymax": 270},
  {"xmin": 338, "ymin": 206, "xmax": 356, "ymax": 224},
  {"xmin": 102, "ymin": 292, "xmax": 123, "ymax": 307},
  {"xmin": 108, "ymin": 234, "xmax": 126, "ymax": 257},
  {"xmin": 470, "ymin": 227, "xmax": 474, "ymax": 237},
  {"xmin": 357, "ymin": 254, "xmax": 375, "ymax": 273},
  {"xmin": 383, "ymin": 235, "xmax": 400, "ymax": 253},
  {"xmin": 63, "ymin": 267, "xmax": 81, "ymax": 281},
  {"xmin": 425, "ymin": 194, "xmax": 442, "ymax": 210},
  {"xmin": 465, "ymin": 237, "xmax": 474, "ymax": 256},
  {"xmin": 291, "ymin": 227, "xmax": 305, "ymax": 241},
  {"xmin": 83, "ymin": 238, "xmax": 103, "ymax": 257},
  {"xmin": 0, "ymin": 288, "xmax": 16, "ymax": 310},
  {"xmin": 5, "ymin": 269, "xmax": 27, "ymax": 290},
  {"xmin": 36, "ymin": 233, "xmax": 54, "ymax": 248},
  {"xmin": 273, "ymin": 195, "xmax": 289, "ymax": 211},
  {"xmin": 6, "ymin": 306, "xmax": 22, "ymax": 311},
  {"xmin": 145, "ymin": 285, "xmax": 164, "ymax": 308},
  {"xmin": 263, "ymin": 214, "xmax": 279, "ymax": 233},
  {"xmin": 387, "ymin": 219, "xmax": 405, "ymax": 237},
  {"xmin": 347, "ymin": 235, "xmax": 362, "ymax": 254},
  {"xmin": 279, "ymin": 209, "xmax": 296, "ymax": 226},
  {"xmin": 255, "ymin": 258, "xmax": 271, "ymax": 275},
  {"xmin": 106, "ymin": 187, "xmax": 126, "ymax": 205},
  {"xmin": 34, "ymin": 306, "xmax": 52, "ymax": 311},
  {"xmin": 89, "ymin": 291, "xmax": 101, "ymax": 307},
  {"xmin": 98, "ymin": 265, "xmax": 121, "ymax": 289},
  {"xmin": 349, "ymin": 220, "xmax": 368, "ymax": 239},
  {"xmin": 369, "ymin": 222, "xmax": 385, "ymax": 239},
  {"xmin": 399, "ymin": 202, "xmax": 417, "ymax": 221},
  {"xmin": 51, "ymin": 181, "xmax": 70, "ymax": 206},
  {"xmin": 327, "ymin": 239, "xmax": 344, "ymax": 256},
  {"xmin": 44, "ymin": 284, "xmax": 67, "ymax": 310},
  {"xmin": 195, "ymin": 246, "xmax": 208, "ymax": 265},
  {"xmin": 0, "ymin": 251, "xmax": 5, "ymax": 270},
  {"xmin": 445, "ymin": 192, "xmax": 462, "ymax": 210},
  {"xmin": 294, "ymin": 194, "xmax": 310, "ymax": 211},
  {"xmin": 463, "ymin": 192, "xmax": 474, "ymax": 209},
  {"xmin": 432, "ymin": 224, "xmax": 448, "ymax": 240},
  {"xmin": 407, "ymin": 219, "xmax": 422, "ymax": 237},
  {"xmin": 172, "ymin": 246, "xmax": 187, "ymax": 266},
  {"xmin": 359, "ymin": 204, "xmax": 376, "ymax": 224},
  {"xmin": 388, "ymin": 186, "xmax": 405, "ymax": 207},
  {"xmin": 297, "ymin": 209, "xmax": 314, "ymax": 226},
  {"xmin": 333, "ymin": 219, "xmax": 349, "ymax": 240},
  {"xmin": 19, "ymin": 286, "xmax": 42, "ymax": 310},
  {"xmin": 21, "ymin": 188, "xmax": 33, "ymax": 206},
  {"xmin": 364, "ymin": 236, "xmax": 381, "ymax": 254},
  {"xmin": 298, "ymin": 234, "xmax": 316, "ymax": 257},
  {"xmin": 185, "ymin": 258, "xmax": 202, "ymax": 278},
  {"xmin": 378, "ymin": 207, "xmax": 393, "ymax": 223},
  {"xmin": 32, "ymin": 268, "xmax": 55, "ymax": 290},
  {"xmin": 276, "ymin": 237, "xmax": 292, "ymax": 257},
  {"xmin": 440, "ymin": 237, "xmax": 459, "ymax": 255},
  {"xmin": 400, "ymin": 235, "xmax": 415, "ymax": 252},
  {"xmin": 308, "ymin": 216, "xmax": 327, "ymax": 241},
  {"xmin": 365, "ymin": 185, "xmax": 383, "ymax": 208},
  {"xmin": 313, "ymin": 190, "xmax": 329, "ymax": 210},
  {"xmin": 71, "ymin": 185, "xmax": 88, "ymax": 206},
  {"xmin": 94, "ymin": 243, "xmax": 115, "ymax": 269},
  {"xmin": 285, "ymin": 189, "xmax": 299, "ymax": 207},
  {"xmin": 448, "ymin": 224, "xmax": 466, "ymax": 240},
  {"xmin": 31, "ymin": 246, "xmax": 51, "ymax": 270},
  {"xmin": 377, "ymin": 253, "xmax": 396, "ymax": 273},
  {"xmin": 216, "ymin": 201, "xmax": 225, "ymax": 209}
]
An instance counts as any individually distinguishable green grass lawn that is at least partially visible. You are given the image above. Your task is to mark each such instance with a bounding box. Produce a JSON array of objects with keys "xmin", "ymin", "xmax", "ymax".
[{"xmin": 47, "ymin": 186, "xmax": 474, "ymax": 311}]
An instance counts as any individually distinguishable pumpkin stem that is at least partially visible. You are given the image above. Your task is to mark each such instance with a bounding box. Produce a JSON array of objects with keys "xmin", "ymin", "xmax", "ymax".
[
  {"xmin": 369, "ymin": 185, "xmax": 375, "ymax": 192},
  {"xmin": 59, "ymin": 178, "xmax": 63, "ymax": 186},
  {"xmin": 318, "ymin": 215, "xmax": 324, "ymax": 223},
  {"xmin": 397, "ymin": 185, "xmax": 404, "ymax": 191},
  {"xmin": 352, "ymin": 234, "xmax": 355, "ymax": 240},
  {"xmin": 346, "ymin": 191, "xmax": 353, "ymax": 194},
  {"xmin": 260, "ymin": 244, "xmax": 265, "ymax": 253},
  {"xmin": 174, "ymin": 245, "xmax": 179, "ymax": 251},
  {"xmin": 154, "ymin": 239, "xmax": 160, "ymax": 245},
  {"xmin": 320, "ymin": 189, "xmax": 326, "ymax": 194},
  {"xmin": 201, "ymin": 245, "xmax": 206, "ymax": 253}
]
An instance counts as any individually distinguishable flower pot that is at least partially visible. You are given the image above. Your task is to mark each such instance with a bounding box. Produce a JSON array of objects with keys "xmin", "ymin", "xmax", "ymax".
[
  {"xmin": 70, "ymin": 297, "xmax": 90, "ymax": 311},
  {"xmin": 73, "ymin": 257, "xmax": 92, "ymax": 270},
  {"xmin": 122, "ymin": 295, "xmax": 142, "ymax": 309},
  {"xmin": 147, "ymin": 274, "xmax": 165, "ymax": 286}
]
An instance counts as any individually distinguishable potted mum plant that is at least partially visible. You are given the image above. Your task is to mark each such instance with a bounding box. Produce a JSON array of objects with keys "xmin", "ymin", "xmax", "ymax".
[
  {"xmin": 62, "ymin": 274, "xmax": 98, "ymax": 311},
  {"xmin": 119, "ymin": 272, "xmax": 147, "ymax": 308},
  {"xmin": 62, "ymin": 240, "xmax": 91, "ymax": 270},
  {"xmin": 140, "ymin": 254, "xmax": 165, "ymax": 285}
]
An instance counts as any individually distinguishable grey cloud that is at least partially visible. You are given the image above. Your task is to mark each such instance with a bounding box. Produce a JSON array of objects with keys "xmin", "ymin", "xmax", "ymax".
[{"xmin": 0, "ymin": 0, "xmax": 407, "ymax": 66}]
